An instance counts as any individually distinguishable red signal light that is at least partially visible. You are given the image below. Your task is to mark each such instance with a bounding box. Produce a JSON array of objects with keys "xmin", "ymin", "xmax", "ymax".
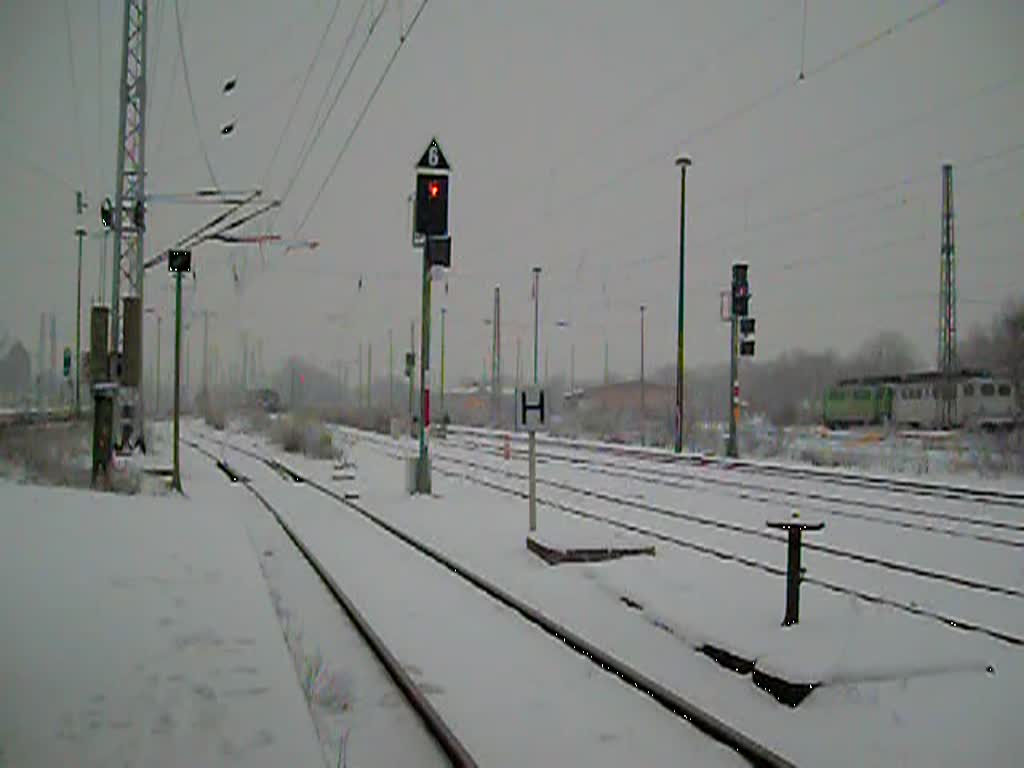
[{"xmin": 428, "ymin": 181, "xmax": 440, "ymax": 199}]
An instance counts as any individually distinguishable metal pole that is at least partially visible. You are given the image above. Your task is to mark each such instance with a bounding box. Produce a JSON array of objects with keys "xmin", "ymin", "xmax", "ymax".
[
  {"xmin": 532, "ymin": 267, "xmax": 541, "ymax": 384},
  {"xmin": 529, "ymin": 267, "xmax": 541, "ymax": 532},
  {"xmin": 417, "ymin": 246, "xmax": 432, "ymax": 493},
  {"xmin": 675, "ymin": 156, "xmax": 692, "ymax": 453},
  {"xmin": 496, "ymin": 286, "xmax": 501, "ymax": 426},
  {"xmin": 728, "ymin": 314, "xmax": 739, "ymax": 458},
  {"xmin": 185, "ymin": 327, "xmax": 190, "ymax": 405},
  {"xmin": 202, "ymin": 310, "xmax": 209, "ymax": 401},
  {"xmin": 515, "ymin": 336, "xmax": 521, "ymax": 391},
  {"xmin": 604, "ymin": 336, "xmax": 609, "ymax": 386},
  {"xmin": 440, "ymin": 308, "xmax": 446, "ymax": 418},
  {"xmin": 409, "ymin": 321, "xmax": 415, "ymax": 427},
  {"xmin": 155, "ymin": 314, "xmax": 161, "ymax": 416},
  {"xmin": 640, "ymin": 304, "xmax": 646, "ymax": 445},
  {"xmin": 172, "ymin": 270, "xmax": 182, "ymax": 492},
  {"xmin": 75, "ymin": 226, "xmax": 86, "ymax": 416},
  {"xmin": 570, "ymin": 342, "xmax": 575, "ymax": 394},
  {"xmin": 492, "ymin": 287, "xmax": 499, "ymax": 425},
  {"xmin": 784, "ymin": 528, "xmax": 802, "ymax": 625}
]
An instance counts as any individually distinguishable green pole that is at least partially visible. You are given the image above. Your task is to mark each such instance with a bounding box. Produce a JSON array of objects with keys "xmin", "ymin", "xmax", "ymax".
[
  {"xmin": 440, "ymin": 308, "xmax": 446, "ymax": 417},
  {"xmin": 417, "ymin": 247, "xmax": 432, "ymax": 493},
  {"xmin": 674, "ymin": 156, "xmax": 692, "ymax": 453},
  {"xmin": 408, "ymin": 322, "xmax": 415, "ymax": 426},
  {"xmin": 532, "ymin": 267, "xmax": 540, "ymax": 384},
  {"xmin": 75, "ymin": 226, "xmax": 85, "ymax": 416},
  {"xmin": 728, "ymin": 313, "xmax": 739, "ymax": 459},
  {"xmin": 172, "ymin": 271, "xmax": 183, "ymax": 492}
]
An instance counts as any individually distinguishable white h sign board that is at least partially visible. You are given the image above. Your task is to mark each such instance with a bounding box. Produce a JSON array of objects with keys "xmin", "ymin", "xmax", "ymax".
[{"xmin": 515, "ymin": 386, "xmax": 547, "ymax": 432}]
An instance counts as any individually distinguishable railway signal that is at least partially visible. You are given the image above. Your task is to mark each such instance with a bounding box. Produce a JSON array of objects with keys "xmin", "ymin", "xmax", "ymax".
[
  {"xmin": 727, "ymin": 263, "xmax": 755, "ymax": 457},
  {"xmin": 100, "ymin": 198, "xmax": 113, "ymax": 229},
  {"xmin": 411, "ymin": 138, "xmax": 454, "ymax": 494},
  {"xmin": 739, "ymin": 317, "xmax": 756, "ymax": 357},
  {"xmin": 731, "ymin": 262, "xmax": 750, "ymax": 318}
]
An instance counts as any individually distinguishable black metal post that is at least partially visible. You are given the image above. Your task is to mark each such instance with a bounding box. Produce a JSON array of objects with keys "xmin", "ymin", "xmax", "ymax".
[{"xmin": 784, "ymin": 528, "xmax": 802, "ymax": 626}]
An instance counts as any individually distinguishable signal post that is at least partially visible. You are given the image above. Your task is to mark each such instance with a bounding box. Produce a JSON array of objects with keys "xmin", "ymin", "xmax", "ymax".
[
  {"xmin": 727, "ymin": 263, "xmax": 756, "ymax": 458},
  {"xmin": 411, "ymin": 139, "xmax": 453, "ymax": 494}
]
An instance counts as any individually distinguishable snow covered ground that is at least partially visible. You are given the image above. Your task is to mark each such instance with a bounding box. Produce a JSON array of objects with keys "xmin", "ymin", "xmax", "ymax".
[
  {"xmin": 0, "ymin": 447, "xmax": 325, "ymax": 767},
  {"xmin": 214, "ymin": 422, "xmax": 1022, "ymax": 768},
  {"xmin": 196, "ymin": 424, "xmax": 749, "ymax": 767},
  {"xmin": 0, "ymin": 423, "xmax": 458, "ymax": 768},
  {"xmin": 9, "ymin": 412, "xmax": 1019, "ymax": 766}
]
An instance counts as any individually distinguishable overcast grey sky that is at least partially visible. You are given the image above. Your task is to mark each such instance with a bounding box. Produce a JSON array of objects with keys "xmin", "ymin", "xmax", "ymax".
[{"xmin": 1, "ymin": 0, "xmax": 1022, "ymax": 388}]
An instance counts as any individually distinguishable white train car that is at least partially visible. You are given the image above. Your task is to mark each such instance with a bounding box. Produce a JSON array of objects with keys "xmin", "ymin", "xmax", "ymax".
[
  {"xmin": 959, "ymin": 377, "xmax": 1017, "ymax": 429},
  {"xmin": 891, "ymin": 374, "xmax": 1017, "ymax": 430}
]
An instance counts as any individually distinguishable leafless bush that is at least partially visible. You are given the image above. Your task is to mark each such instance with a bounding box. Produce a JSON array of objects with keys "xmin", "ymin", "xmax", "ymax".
[
  {"xmin": 0, "ymin": 422, "xmax": 92, "ymax": 488},
  {"xmin": 271, "ymin": 415, "xmax": 338, "ymax": 460},
  {"xmin": 204, "ymin": 404, "xmax": 227, "ymax": 431}
]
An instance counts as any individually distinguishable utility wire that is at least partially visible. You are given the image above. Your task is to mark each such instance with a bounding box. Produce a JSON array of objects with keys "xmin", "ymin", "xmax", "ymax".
[
  {"xmin": 259, "ymin": 0, "xmax": 346, "ymax": 191},
  {"xmin": 295, "ymin": 0, "xmax": 429, "ymax": 233},
  {"xmin": 154, "ymin": 0, "xmax": 185, "ymax": 166},
  {"xmin": 279, "ymin": 0, "xmax": 383, "ymax": 213},
  {"xmin": 560, "ymin": 0, "xmax": 802, "ymax": 174},
  {"xmin": 96, "ymin": 0, "xmax": 104, "ymax": 196},
  {"xmin": 557, "ymin": 0, "xmax": 951, "ymax": 216},
  {"xmin": 173, "ymin": 0, "xmax": 220, "ymax": 189},
  {"xmin": 543, "ymin": 70, "xmax": 1024, "ymax": 286},
  {"xmin": 284, "ymin": 0, "xmax": 372, "ymax": 194},
  {"xmin": 798, "ymin": 0, "xmax": 809, "ymax": 79},
  {"xmin": 63, "ymin": 0, "xmax": 88, "ymax": 191}
]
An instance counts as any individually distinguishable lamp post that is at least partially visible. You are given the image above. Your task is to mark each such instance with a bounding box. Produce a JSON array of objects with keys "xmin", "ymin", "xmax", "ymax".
[
  {"xmin": 74, "ymin": 225, "xmax": 87, "ymax": 416},
  {"xmin": 674, "ymin": 155, "xmax": 692, "ymax": 453},
  {"xmin": 640, "ymin": 304, "xmax": 646, "ymax": 445}
]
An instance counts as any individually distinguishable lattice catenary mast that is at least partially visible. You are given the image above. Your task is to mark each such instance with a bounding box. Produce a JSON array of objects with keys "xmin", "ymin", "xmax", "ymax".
[
  {"xmin": 938, "ymin": 163, "xmax": 957, "ymax": 427},
  {"xmin": 109, "ymin": 0, "xmax": 148, "ymax": 440}
]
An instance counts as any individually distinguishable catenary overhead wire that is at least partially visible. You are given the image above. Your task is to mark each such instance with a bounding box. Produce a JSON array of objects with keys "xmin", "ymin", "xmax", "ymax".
[
  {"xmin": 280, "ymin": 0, "xmax": 372, "ymax": 203},
  {"xmin": 63, "ymin": 0, "xmax": 89, "ymax": 192},
  {"xmin": 555, "ymin": 0, "xmax": 951, "ymax": 217},
  {"xmin": 294, "ymin": 0, "xmax": 429, "ymax": 233},
  {"xmin": 173, "ymin": 0, "xmax": 220, "ymax": 189},
  {"xmin": 259, "ymin": 0, "xmax": 346, "ymax": 192},
  {"xmin": 277, "ymin": 0, "xmax": 383, "ymax": 214}
]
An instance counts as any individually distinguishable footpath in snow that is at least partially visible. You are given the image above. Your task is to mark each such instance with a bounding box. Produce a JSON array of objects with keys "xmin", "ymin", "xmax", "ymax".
[{"xmin": 0, "ymin": 439, "xmax": 327, "ymax": 767}]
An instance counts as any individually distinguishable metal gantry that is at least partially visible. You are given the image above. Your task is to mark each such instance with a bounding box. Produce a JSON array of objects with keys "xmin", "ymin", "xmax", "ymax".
[
  {"xmin": 109, "ymin": 0, "xmax": 149, "ymax": 443},
  {"xmin": 938, "ymin": 163, "xmax": 957, "ymax": 427}
]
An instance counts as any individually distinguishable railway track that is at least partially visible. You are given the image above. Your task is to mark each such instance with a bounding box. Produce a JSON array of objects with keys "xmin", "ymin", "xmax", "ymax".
[
  {"xmin": 444, "ymin": 432, "xmax": 1024, "ymax": 542},
  {"xmin": 185, "ymin": 437, "xmax": 478, "ymax": 768},
  {"xmin": 189, "ymin": 432, "xmax": 797, "ymax": 768},
  {"xmin": 449, "ymin": 427, "xmax": 1024, "ymax": 508},
  {"xmin": 437, "ymin": 441, "xmax": 1024, "ymax": 599},
  {"xmin": 348, "ymin": 429, "xmax": 1024, "ymax": 649}
]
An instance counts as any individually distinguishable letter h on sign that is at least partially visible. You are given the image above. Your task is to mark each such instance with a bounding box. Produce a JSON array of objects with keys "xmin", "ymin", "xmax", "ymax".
[{"xmin": 516, "ymin": 386, "xmax": 546, "ymax": 432}]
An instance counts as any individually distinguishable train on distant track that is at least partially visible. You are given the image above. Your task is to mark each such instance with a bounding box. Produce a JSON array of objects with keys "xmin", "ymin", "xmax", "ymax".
[{"xmin": 823, "ymin": 369, "xmax": 1019, "ymax": 430}]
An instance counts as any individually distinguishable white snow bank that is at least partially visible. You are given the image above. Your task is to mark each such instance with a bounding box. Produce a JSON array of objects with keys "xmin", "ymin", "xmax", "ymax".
[{"xmin": 0, "ymin": 452, "xmax": 323, "ymax": 767}]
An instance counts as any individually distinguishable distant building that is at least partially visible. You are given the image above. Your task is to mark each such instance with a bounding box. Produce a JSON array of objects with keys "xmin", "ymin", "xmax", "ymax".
[
  {"xmin": 578, "ymin": 380, "xmax": 675, "ymax": 414},
  {"xmin": 0, "ymin": 337, "xmax": 31, "ymax": 397}
]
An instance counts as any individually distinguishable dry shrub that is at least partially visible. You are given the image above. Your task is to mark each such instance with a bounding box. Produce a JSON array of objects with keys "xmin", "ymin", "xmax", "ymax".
[
  {"xmin": 204, "ymin": 405, "xmax": 227, "ymax": 431},
  {"xmin": 271, "ymin": 415, "xmax": 337, "ymax": 460}
]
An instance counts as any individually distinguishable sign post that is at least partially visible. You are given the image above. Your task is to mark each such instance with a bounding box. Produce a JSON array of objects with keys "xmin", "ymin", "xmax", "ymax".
[
  {"xmin": 412, "ymin": 138, "xmax": 452, "ymax": 494},
  {"xmin": 168, "ymin": 249, "xmax": 191, "ymax": 493},
  {"xmin": 516, "ymin": 386, "xmax": 547, "ymax": 531}
]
